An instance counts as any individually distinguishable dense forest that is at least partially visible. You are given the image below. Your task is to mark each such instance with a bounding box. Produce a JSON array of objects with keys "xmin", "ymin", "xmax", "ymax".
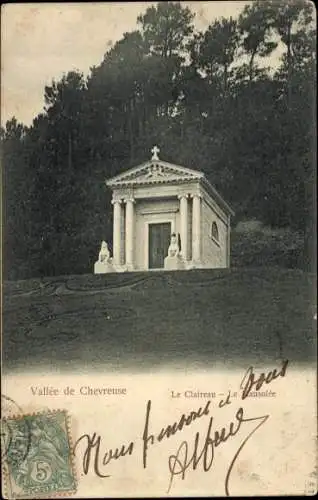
[{"xmin": 1, "ymin": 1, "xmax": 316, "ymax": 279}]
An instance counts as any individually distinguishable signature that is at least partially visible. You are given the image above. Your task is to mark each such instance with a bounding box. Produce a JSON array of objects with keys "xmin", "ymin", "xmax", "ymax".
[
  {"xmin": 240, "ymin": 359, "xmax": 288, "ymax": 399},
  {"xmin": 73, "ymin": 433, "xmax": 134, "ymax": 478},
  {"xmin": 142, "ymin": 399, "xmax": 210, "ymax": 468},
  {"xmin": 167, "ymin": 406, "xmax": 269, "ymax": 494},
  {"xmin": 73, "ymin": 360, "xmax": 288, "ymax": 495}
]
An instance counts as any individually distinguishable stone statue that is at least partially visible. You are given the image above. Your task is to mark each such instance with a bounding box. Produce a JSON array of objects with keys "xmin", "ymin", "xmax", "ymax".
[
  {"xmin": 164, "ymin": 233, "xmax": 184, "ymax": 270},
  {"xmin": 167, "ymin": 233, "xmax": 180, "ymax": 257},
  {"xmin": 98, "ymin": 241, "xmax": 111, "ymax": 263},
  {"xmin": 94, "ymin": 241, "xmax": 114, "ymax": 274}
]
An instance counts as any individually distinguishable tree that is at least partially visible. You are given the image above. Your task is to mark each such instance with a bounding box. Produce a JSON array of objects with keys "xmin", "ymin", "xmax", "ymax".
[
  {"xmin": 137, "ymin": 1, "xmax": 194, "ymax": 59},
  {"xmin": 1, "ymin": 118, "xmax": 31, "ymax": 279},
  {"xmin": 196, "ymin": 17, "xmax": 240, "ymax": 94},
  {"xmin": 272, "ymin": 0, "xmax": 315, "ymax": 106},
  {"xmin": 238, "ymin": 1, "xmax": 277, "ymax": 82}
]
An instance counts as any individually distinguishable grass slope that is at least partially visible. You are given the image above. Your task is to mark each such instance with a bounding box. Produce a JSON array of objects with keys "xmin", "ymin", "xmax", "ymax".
[{"xmin": 3, "ymin": 268, "xmax": 316, "ymax": 374}]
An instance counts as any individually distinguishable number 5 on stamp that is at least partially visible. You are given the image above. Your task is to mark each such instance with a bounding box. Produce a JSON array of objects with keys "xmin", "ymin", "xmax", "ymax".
[{"xmin": 2, "ymin": 410, "xmax": 76, "ymax": 498}]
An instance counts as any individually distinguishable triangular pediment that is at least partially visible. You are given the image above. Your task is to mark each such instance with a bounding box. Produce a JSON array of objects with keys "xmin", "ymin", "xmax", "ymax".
[{"xmin": 106, "ymin": 160, "xmax": 204, "ymax": 188}]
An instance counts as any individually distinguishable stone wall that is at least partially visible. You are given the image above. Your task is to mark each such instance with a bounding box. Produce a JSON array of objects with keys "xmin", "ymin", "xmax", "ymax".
[{"xmin": 201, "ymin": 199, "xmax": 228, "ymax": 268}]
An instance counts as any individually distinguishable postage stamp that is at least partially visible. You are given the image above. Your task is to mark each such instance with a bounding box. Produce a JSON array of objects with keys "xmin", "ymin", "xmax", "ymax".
[{"xmin": 2, "ymin": 410, "xmax": 76, "ymax": 498}]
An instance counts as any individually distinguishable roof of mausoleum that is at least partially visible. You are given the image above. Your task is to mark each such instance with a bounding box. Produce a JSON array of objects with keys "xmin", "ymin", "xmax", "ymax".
[{"xmin": 106, "ymin": 154, "xmax": 234, "ymax": 216}]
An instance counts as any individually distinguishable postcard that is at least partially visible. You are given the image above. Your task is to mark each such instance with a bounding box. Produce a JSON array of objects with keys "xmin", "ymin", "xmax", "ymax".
[{"xmin": 1, "ymin": 2, "xmax": 317, "ymax": 498}]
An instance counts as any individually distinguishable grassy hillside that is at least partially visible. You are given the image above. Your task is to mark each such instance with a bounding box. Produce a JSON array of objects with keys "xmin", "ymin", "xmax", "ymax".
[
  {"xmin": 3, "ymin": 268, "xmax": 316, "ymax": 374},
  {"xmin": 230, "ymin": 222, "xmax": 310, "ymax": 269}
]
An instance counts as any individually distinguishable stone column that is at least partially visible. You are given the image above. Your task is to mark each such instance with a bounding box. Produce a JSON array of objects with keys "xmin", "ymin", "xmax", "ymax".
[
  {"xmin": 111, "ymin": 199, "xmax": 122, "ymax": 266},
  {"xmin": 192, "ymin": 194, "xmax": 201, "ymax": 263},
  {"xmin": 178, "ymin": 194, "xmax": 188, "ymax": 260},
  {"xmin": 125, "ymin": 198, "xmax": 135, "ymax": 270}
]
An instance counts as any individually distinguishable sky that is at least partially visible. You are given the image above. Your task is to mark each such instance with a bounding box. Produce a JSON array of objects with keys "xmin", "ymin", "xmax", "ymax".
[{"xmin": 1, "ymin": 2, "xmax": 252, "ymax": 126}]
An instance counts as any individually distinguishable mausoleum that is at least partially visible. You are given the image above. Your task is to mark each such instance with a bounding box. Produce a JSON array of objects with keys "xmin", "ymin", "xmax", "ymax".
[{"xmin": 94, "ymin": 147, "xmax": 234, "ymax": 273}]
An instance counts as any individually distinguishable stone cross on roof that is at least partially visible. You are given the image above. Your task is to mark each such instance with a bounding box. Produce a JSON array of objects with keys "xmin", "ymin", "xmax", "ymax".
[{"xmin": 151, "ymin": 145, "xmax": 160, "ymax": 160}]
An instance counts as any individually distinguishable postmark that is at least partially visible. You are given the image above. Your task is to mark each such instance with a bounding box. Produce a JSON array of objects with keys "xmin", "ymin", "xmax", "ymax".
[
  {"xmin": 2, "ymin": 394, "xmax": 25, "ymax": 417},
  {"xmin": 2, "ymin": 410, "xmax": 77, "ymax": 498},
  {"xmin": 1, "ymin": 395, "xmax": 31, "ymax": 463}
]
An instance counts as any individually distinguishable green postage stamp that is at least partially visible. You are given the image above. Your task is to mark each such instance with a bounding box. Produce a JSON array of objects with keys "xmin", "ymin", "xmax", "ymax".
[{"xmin": 2, "ymin": 410, "xmax": 76, "ymax": 498}]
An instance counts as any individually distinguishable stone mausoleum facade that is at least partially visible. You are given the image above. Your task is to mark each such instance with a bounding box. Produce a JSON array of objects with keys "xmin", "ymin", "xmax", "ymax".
[{"xmin": 94, "ymin": 147, "xmax": 234, "ymax": 273}]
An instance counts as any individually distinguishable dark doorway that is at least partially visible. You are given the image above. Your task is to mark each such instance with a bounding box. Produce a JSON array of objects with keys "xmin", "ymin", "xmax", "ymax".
[{"xmin": 148, "ymin": 223, "xmax": 171, "ymax": 269}]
